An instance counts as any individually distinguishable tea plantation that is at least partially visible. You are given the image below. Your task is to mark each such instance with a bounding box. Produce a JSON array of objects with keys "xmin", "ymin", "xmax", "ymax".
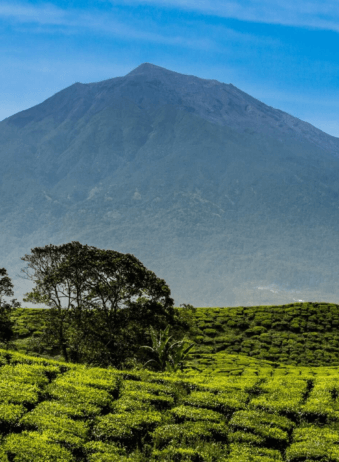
[
  {"xmin": 11, "ymin": 302, "xmax": 339, "ymax": 367},
  {"xmin": 3, "ymin": 302, "xmax": 339, "ymax": 461},
  {"xmin": 1, "ymin": 348, "xmax": 339, "ymax": 461},
  {"xmin": 189, "ymin": 302, "xmax": 339, "ymax": 367}
]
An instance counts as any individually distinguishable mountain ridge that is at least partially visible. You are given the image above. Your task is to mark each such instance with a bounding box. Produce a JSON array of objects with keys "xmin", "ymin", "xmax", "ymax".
[{"xmin": 7, "ymin": 62, "xmax": 339, "ymax": 155}]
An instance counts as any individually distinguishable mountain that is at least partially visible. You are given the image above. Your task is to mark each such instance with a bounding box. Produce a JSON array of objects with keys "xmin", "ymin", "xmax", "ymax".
[{"xmin": 1, "ymin": 63, "xmax": 339, "ymax": 306}]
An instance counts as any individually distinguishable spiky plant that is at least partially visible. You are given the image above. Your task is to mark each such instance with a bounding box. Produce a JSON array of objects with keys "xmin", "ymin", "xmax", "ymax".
[{"xmin": 142, "ymin": 326, "xmax": 195, "ymax": 372}]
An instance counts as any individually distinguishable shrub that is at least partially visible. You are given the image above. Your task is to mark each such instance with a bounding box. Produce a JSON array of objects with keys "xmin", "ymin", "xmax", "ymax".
[
  {"xmin": 286, "ymin": 426, "xmax": 339, "ymax": 461},
  {"xmin": 227, "ymin": 443, "xmax": 283, "ymax": 461},
  {"xmin": 3, "ymin": 431, "xmax": 75, "ymax": 461},
  {"xmin": 60, "ymin": 368, "xmax": 120, "ymax": 394},
  {"xmin": 20, "ymin": 404, "xmax": 88, "ymax": 449},
  {"xmin": 250, "ymin": 377, "xmax": 307, "ymax": 416},
  {"xmin": 183, "ymin": 391, "xmax": 245, "ymax": 415},
  {"xmin": 151, "ymin": 421, "xmax": 228, "ymax": 448},
  {"xmin": 170, "ymin": 405, "xmax": 224, "ymax": 423},
  {"xmin": 123, "ymin": 379, "xmax": 176, "ymax": 396},
  {"xmin": 203, "ymin": 329, "xmax": 218, "ymax": 337},
  {"xmin": 0, "ymin": 404, "xmax": 25, "ymax": 433},
  {"xmin": 301, "ymin": 378, "xmax": 339, "ymax": 421},
  {"xmin": 92, "ymin": 410, "xmax": 162, "ymax": 445},
  {"xmin": 46, "ymin": 378, "xmax": 112, "ymax": 410},
  {"xmin": 229, "ymin": 410, "xmax": 293, "ymax": 447},
  {"xmin": 0, "ymin": 379, "xmax": 39, "ymax": 406},
  {"xmin": 84, "ymin": 441, "xmax": 128, "ymax": 462},
  {"xmin": 151, "ymin": 446, "xmax": 203, "ymax": 461},
  {"xmin": 228, "ymin": 431, "xmax": 265, "ymax": 445},
  {"xmin": 120, "ymin": 390, "xmax": 174, "ymax": 410},
  {"xmin": 246, "ymin": 326, "xmax": 267, "ymax": 336}
]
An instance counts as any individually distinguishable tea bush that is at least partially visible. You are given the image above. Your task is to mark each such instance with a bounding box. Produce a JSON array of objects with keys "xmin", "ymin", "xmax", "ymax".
[{"xmin": 3, "ymin": 431, "xmax": 75, "ymax": 462}]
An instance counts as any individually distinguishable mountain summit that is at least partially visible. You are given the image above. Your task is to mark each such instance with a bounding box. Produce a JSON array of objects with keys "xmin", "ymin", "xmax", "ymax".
[{"xmin": 1, "ymin": 64, "xmax": 339, "ymax": 306}]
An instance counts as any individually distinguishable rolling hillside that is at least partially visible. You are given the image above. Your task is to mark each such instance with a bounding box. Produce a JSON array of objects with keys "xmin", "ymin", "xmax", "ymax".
[
  {"xmin": 1, "ymin": 303, "xmax": 339, "ymax": 460},
  {"xmin": 189, "ymin": 302, "xmax": 339, "ymax": 368},
  {"xmin": 10, "ymin": 302, "xmax": 339, "ymax": 367},
  {"xmin": 1, "ymin": 344, "xmax": 339, "ymax": 460}
]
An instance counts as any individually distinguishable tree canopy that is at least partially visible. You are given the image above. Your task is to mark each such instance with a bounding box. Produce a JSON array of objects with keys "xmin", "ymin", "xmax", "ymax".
[
  {"xmin": 21, "ymin": 241, "xmax": 176, "ymax": 366},
  {"xmin": 0, "ymin": 268, "xmax": 19, "ymax": 347}
]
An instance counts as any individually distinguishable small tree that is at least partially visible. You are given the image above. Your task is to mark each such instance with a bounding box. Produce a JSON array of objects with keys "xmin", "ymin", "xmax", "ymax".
[
  {"xmin": 21, "ymin": 241, "xmax": 175, "ymax": 366},
  {"xmin": 142, "ymin": 325, "xmax": 195, "ymax": 372},
  {"xmin": 0, "ymin": 268, "xmax": 19, "ymax": 348}
]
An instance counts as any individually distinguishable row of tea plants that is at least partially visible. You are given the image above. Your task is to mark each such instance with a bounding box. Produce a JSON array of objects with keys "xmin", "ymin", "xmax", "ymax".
[{"xmin": 1, "ymin": 348, "xmax": 339, "ymax": 460}]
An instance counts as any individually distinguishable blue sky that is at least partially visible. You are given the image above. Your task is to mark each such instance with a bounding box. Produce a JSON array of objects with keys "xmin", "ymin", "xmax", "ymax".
[{"xmin": 1, "ymin": 0, "xmax": 339, "ymax": 136}]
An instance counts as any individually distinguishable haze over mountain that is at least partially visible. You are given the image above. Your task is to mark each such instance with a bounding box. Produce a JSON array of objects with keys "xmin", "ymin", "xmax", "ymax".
[{"xmin": 1, "ymin": 63, "xmax": 339, "ymax": 306}]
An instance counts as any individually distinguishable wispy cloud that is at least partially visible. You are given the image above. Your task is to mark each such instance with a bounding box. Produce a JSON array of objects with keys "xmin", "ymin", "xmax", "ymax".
[
  {"xmin": 0, "ymin": 2, "xmax": 215, "ymax": 49},
  {"xmin": 110, "ymin": 0, "xmax": 339, "ymax": 32},
  {"xmin": 0, "ymin": 3, "xmax": 67, "ymax": 25}
]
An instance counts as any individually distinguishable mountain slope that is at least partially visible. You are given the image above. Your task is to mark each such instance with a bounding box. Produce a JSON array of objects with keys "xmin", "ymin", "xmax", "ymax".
[{"xmin": 1, "ymin": 63, "xmax": 339, "ymax": 306}]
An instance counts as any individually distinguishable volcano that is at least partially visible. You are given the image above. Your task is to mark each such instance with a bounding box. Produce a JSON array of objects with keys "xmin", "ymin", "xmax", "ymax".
[{"xmin": 1, "ymin": 63, "xmax": 339, "ymax": 306}]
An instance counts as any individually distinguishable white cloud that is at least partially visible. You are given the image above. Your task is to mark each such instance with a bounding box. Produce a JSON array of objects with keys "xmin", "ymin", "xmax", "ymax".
[{"xmin": 110, "ymin": 0, "xmax": 339, "ymax": 32}]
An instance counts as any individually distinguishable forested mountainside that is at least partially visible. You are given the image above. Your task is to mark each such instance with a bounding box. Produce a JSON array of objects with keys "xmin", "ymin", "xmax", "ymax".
[{"xmin": 1, "ymin": 64, "xmax": 339, "ymax": 306}]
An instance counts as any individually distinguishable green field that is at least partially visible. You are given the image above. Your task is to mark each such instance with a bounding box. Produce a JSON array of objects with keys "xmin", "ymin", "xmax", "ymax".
[
  {"xmin": 2, "ymin": 302, "xmax": 339, "ymax": 460},
  {"xmin": 2, "ymin": 348, "xmax": 339, "ymax": 461}
]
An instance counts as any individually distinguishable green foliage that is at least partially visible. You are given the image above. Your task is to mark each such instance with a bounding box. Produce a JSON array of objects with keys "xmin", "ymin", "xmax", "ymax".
[
  {"xmin": 170, "ymin": 405, "xmax": 224, "ymax": 423},
  {"xmin": 84, "ymin": 441, "xmax": 127, "ymax": 462},
  {"xmin": 0, "ymin": 403, "xmax": 25, "ymax": 432},
  {"xmin": 0, "ymin": 268, "xmax": 20, "ymax": 348},
  {"xmin": 20, "ymin": 404, "xmax": 89, "ymax": 448},
  {"xmin": 0, "ymin": 379, "xmax": 39, "ymax": 406},
  {"xmin": 142, "ymin": 325, "xmax": 195, "ymax": 372},
  {"xmin": 46, "ymin": 377, "xmax": 112, "ymax": 410},
  {"xmin": 3, "ymin": 431, "xmax": 75, "ymax": 461},
  {"xmin": 151, "ymin": 421, "xmax": 228, "ymax": 448},
  {"xmin": 6, "ymin": 301, "xmax": 339, "ymax": 460},
  {"xmin": 227, "ymin": 444, "xmax": 283, "ymax": 461},
  {"xmin": 229, "ymin": 410, "xmax": 293, "ymax": 447},
  {"xmin": 21, "ymin": 242, "xmax": 176, "ymax": 367},
  {"xmin": 92, "ymin": 410, "xmax": 163, "ymax": 445},
  {"xmin": 286, "ymin": 426, "xmax": 339, "ymax": 461},
  {"xmin": 188, "ymin": 303, "xmax": 339, "ymax": 368},
  {"xmin": 183, "ymin": 390, "xmax": 246, "ymax": 415}
]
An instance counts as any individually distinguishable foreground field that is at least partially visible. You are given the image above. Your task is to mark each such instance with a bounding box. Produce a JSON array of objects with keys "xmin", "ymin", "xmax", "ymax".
[{"xmin": 1, "ymin": 349, "xmax": 339, "ymax": 461}]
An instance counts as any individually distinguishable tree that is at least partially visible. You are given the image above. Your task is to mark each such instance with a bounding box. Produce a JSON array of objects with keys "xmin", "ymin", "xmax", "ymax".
[
  {"xmin": 0, "ymin": 268, "xmax": 19, "ymax": 348},
  {"xmin": 21, "ymin": 241, "xmax": 175, "ymax": 366},
  {"xmin": 142, "ymin": 325, "xmax": 195, "ymax": 372}
]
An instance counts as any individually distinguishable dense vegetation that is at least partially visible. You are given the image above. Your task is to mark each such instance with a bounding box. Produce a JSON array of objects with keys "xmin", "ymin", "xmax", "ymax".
[
  {"xmin": 4, "ymin": 243, "xmax": 339, "ymax": 460},
  {"xmin": 1, "ymin": 348, "xmax": 339, "ymax": 461},
  {"xmin": 7, "ymin": 302, "xmax": 339, "ymax": 368},
  {"xmin": 189, "ymin": 303, "xmax": 339, "ymax": 367}
]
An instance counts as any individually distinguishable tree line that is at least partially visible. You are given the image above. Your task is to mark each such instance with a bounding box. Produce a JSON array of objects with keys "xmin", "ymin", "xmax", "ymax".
[{"xmin": 0, "ymin": 241, "xmax": 196, "ymax": 369}]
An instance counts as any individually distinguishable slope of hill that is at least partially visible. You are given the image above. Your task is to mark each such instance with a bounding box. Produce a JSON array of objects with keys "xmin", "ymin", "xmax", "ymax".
[
  {"xmin": 1, "ymin": 347, "xmax": 339, "ymax": 461},
  {"xmin": 9, "ymin": 303, "xmax": 339, "ymax": 368},
  {"xmin": 1, "ymin": 63, "xmax": 339, "ymax": 306},
  {"xmin": 189, "ymin": 302, "xmax": 339, "ymax": 367}
]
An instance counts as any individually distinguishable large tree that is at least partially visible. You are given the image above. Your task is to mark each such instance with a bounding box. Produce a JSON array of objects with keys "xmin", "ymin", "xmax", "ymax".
[
  {"xmin": 0, "ymin": 268, "xmax": 19, "ymax": 348},
  {"xmin": 21, "ymin": 241, "xmax": 175, "ymax": 366}
]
